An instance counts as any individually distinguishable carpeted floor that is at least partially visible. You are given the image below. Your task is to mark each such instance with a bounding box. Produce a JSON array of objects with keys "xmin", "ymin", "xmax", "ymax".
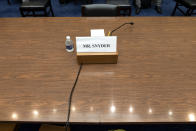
[{"xmin": 0, "ymin": 0, "xmax": 192, "ymax": 17}]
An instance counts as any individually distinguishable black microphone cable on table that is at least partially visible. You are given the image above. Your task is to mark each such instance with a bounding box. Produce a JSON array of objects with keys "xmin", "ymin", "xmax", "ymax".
[
  {"xmin": 65, "ymin": 64, "xmax": 83, "ymax": 131},
  {"xmin": 64, "ymin": 21, "xmax": 134, "ymax": 131}
]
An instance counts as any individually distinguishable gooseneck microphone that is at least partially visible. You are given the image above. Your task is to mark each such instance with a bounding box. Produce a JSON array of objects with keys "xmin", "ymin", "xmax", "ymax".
[{"xmin": 109, "ymin": 22, "xmax": 134, "ymax": 36}]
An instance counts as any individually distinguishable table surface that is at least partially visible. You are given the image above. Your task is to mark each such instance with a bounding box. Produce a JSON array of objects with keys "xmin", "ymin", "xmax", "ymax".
[{"xmin": 0, "ymin": 17, "xmax": 196, "ymax": 123}]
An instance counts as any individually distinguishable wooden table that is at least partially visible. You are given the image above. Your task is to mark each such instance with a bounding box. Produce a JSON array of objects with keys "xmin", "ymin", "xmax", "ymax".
[
  {"xmin": 0, "ymin": 18, "xmax": 79, "ymax": 122},
  {"xmin": 0, "ymin": 17, "xmax": 196, "ymax": 123}
]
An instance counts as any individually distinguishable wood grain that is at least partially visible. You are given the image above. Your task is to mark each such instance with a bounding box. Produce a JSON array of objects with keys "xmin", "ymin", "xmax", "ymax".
[
  {"xmin": 71, "ymin": 17, "xmax": 196, "ymax": 123},
  {"xmin": 0, "ymin": 18, "xmax": 79, "ymax": 122},
  {"xmin": 77, "ymin": 52, "xmax": 118, "ymax": 64},
  {"xmin": 0, "ymin": 17, "xmax": 196, "ymax": 123}
]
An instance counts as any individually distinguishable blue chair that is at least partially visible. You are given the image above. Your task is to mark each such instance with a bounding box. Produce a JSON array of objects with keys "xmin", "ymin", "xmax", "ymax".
[
  {"xmin": 172, "ymin": 0, "xmax": 196, "ymax": 16},
  {"xmin": 20, "ymin": 0, "xmax": 54, "ymax": 17}
]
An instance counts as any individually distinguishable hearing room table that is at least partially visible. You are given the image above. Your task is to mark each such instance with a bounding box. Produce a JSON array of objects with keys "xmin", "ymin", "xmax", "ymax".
[{"xmin": 0, "ymin": 17, "xmax": 196, "ymax": 123}]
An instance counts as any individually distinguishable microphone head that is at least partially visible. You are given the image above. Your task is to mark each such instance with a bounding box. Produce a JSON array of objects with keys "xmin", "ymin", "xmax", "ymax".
[{"xmin": 130, "ymin": 22, "xmax": 134, "ymax": 25}]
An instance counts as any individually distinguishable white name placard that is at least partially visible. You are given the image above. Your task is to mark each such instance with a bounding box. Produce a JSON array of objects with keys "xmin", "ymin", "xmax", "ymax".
[
  {"xmin": 76, "ymin": 36, "xmax": 117, "ymax": 53},
  {"xmin": 91, "ymin": 29, "xmax": 105, "ymax": 37}
]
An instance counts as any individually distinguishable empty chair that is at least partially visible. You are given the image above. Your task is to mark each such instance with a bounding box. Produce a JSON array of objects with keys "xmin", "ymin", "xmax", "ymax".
[
  {"xmin": 81, "ymin": 4, "xmax": 119, "ymax": 16},
  {"xmin": 20, "ymin": 0, "xmax": 54, "ymax": 17},
  {"xmin": 171, "ymin": 0, "xmax": 196, "ymax": 16},
  {"xmin": 106, "ymin": 0, "xmax": 132, "ymax": 16}
]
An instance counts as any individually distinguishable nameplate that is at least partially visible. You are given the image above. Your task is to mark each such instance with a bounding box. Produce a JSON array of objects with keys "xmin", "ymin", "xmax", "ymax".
[{"xmin": 76, "ymin": 36, "xmax": 117, "ymax": 53}]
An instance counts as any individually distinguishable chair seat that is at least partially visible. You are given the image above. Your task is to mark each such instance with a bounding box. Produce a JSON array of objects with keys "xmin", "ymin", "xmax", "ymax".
[
  {"xmin": 20, "ymin": 0, "xmax": 48, "ymax": 8},
  {"xmin": 176, "ymin": 0, "xmax": 196, "ymax": 8},
  {"xmin": 20, "ymin": 0, "xmax": 54, "ymax": 16}
]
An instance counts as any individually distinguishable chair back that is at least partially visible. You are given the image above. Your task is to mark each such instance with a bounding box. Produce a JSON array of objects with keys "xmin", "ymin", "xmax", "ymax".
[
  {"xmin": 22, "ymin": 0, "xmax": 47, "ymax": 3},
  {"xmin": 81, "ymin": 4, "xmax": 119, "ymax": 16}
]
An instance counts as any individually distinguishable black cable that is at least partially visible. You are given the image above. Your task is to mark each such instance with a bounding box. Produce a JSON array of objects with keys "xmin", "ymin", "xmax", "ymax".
[
  {"xmin": 64, "ymin": 22, "xmax": 134, "ymax": 131},
  {"xmin": 110, "ymin": 22, "xmax": 134, "ymax": 36},
  {"xmin": 65, "ymin": 64, "xmax": 83, "ymax": 131}
]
